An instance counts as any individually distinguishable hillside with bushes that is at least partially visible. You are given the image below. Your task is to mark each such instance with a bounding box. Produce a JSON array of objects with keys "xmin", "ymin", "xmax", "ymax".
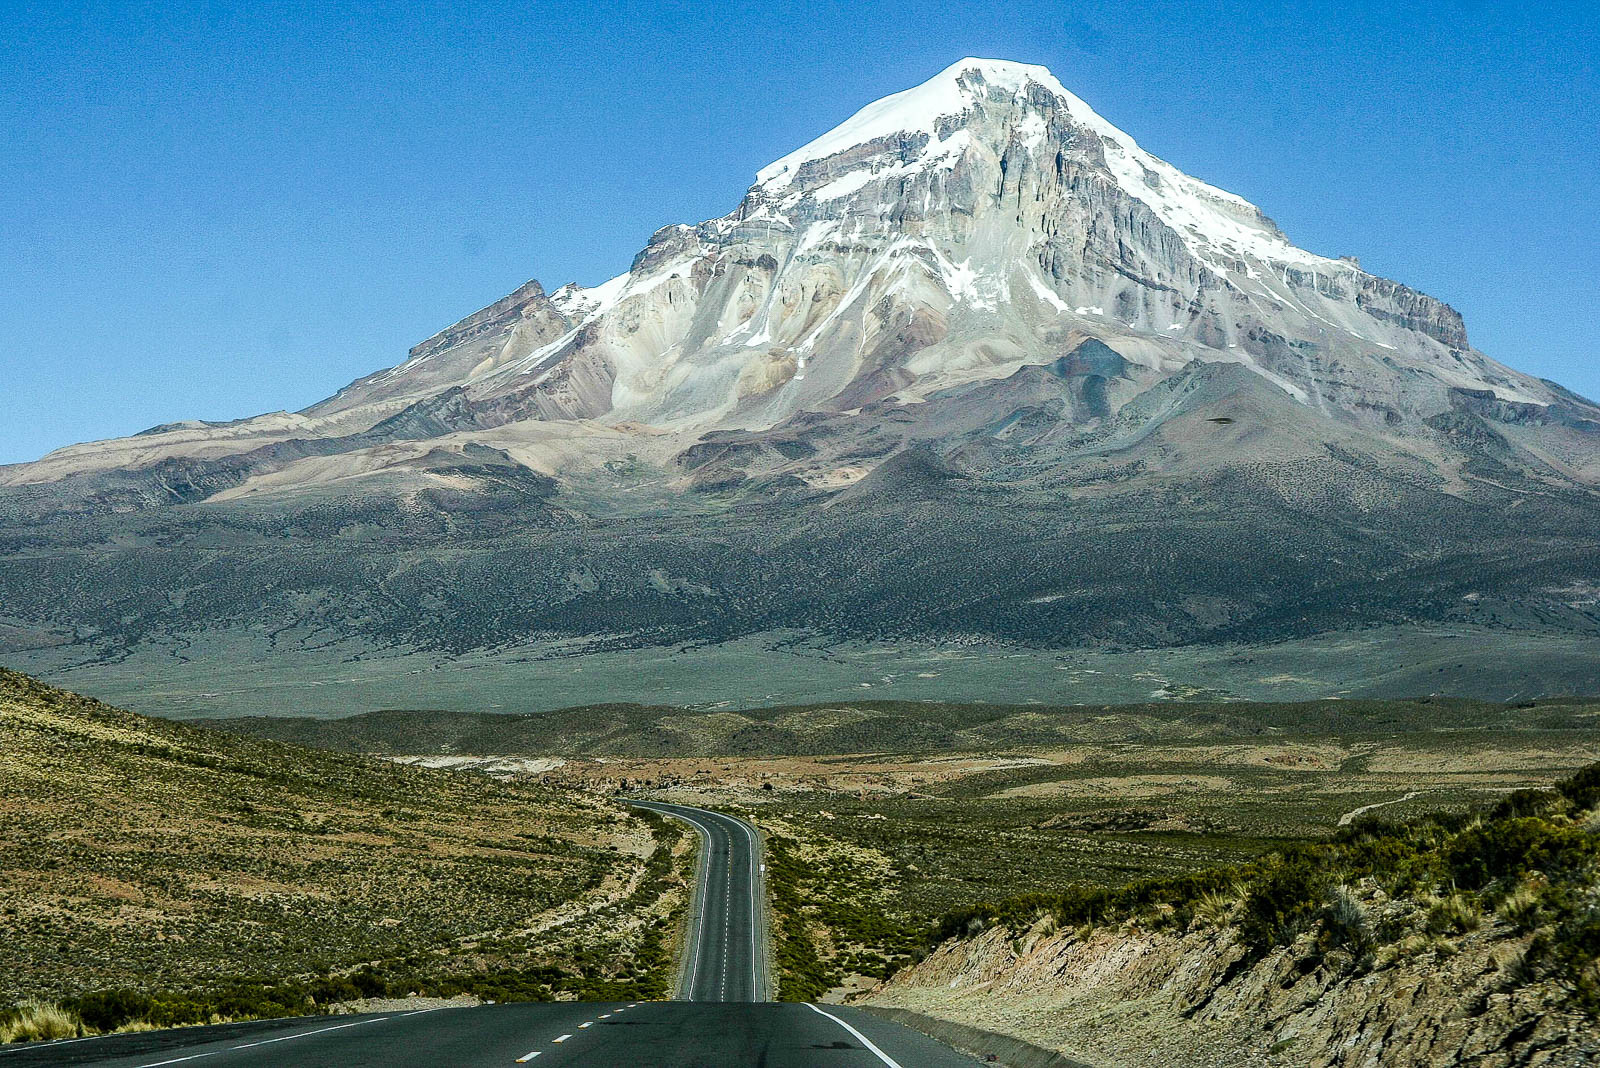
[
  {"xmin": 0, "ymin": 668, "xmax": 687, "ymax": 1043},
  {"xmin": 870, "ymin": 764, "xmax": 1600, "ymax": 1065}
]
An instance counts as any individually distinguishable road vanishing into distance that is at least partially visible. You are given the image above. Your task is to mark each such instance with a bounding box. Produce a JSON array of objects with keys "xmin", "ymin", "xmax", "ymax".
[
  {"xmin": 627, "ymin": 800, "xmax": 770, "ymax": 1004},
  {"xmin": 5, "ymin": 803, "xmax": 979, "ymax": 1067}
]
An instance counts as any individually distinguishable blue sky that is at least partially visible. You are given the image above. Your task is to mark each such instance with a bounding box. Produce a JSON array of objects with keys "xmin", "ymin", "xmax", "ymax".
[{"xmin": 2, "ymin": 0, "xmax": 1596, "ymax": 464}]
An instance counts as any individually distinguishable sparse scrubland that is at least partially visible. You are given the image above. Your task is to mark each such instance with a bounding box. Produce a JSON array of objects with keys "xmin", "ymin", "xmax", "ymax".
[
  {"xmin": 0, "ymin": 668, "xmax": 690, "ymax": 1043},
  {"xmin": 604, "ymin": 709, "xmax": 1596, "ymax": 1014},
  {"xmin": 218, "ymin": 694, "xmax": 1600, "ymax": 757},
  {"xmin": 867, "ymin": 764, "xmax": 1600, "ymax": 1065}
]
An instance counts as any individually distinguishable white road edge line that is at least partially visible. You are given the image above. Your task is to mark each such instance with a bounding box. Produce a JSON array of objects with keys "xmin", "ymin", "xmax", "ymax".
[
  {"xmin": 643, "ymin": 803, "xmax": 713, "ymax": 1000},
  {"xmin": 0, "ymin": 1034, "xmax": 107, "ymax": 1056},
  {"xmin": 805, "ymin": 1004, "xmax": 905, "ymax": 1068},
  {"xmin": 135, "ymin": 1015, "xmax": 392, "ymax": 1066}
]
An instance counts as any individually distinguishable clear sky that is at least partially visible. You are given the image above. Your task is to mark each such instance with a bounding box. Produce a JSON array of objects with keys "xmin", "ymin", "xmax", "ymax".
[{"xmin": 3, "ymin": 0, "xmax": 1596, "ymax": 464}]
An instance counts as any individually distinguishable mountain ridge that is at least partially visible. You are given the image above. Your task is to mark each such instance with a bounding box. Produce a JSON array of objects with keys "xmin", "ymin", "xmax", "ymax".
[
  {"xmin": 7, "ymin": 57, "xmax": 1586, "ymax": 494},
  {"xmin": 3, "ymin": 58, "xmax": 1600, "ymax": 696}
]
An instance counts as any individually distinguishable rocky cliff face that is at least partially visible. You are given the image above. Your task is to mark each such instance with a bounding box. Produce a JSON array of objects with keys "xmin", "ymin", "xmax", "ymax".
[{"xmin": 868, "ymin": 914, "xmax": 1598, "ymax": 1067}]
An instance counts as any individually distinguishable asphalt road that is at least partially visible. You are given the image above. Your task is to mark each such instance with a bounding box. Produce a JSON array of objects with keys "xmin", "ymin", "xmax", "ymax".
[
  {"xmin": 626, "ymin": 800, "xmax": 769, "ymax": 1003},
  {"xmin": 5, "ymin": 802, "xmax": 979, "ymax": 1066}
]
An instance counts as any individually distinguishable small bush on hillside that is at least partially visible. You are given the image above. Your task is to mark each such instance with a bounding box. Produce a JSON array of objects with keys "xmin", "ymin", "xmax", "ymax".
[
  {"xmin": 1425, "ymin": 893, "xmax": 1482, "ymax": 936},
  {"xmin": 1194, "ymin": 887, "xmax": 1243, "ymax": 928},
  {"xmin": 1446, "ymin": 818, "xmax": 1597, "ymax": 891},
  {"xmin": 1557, "ymin": 764, "xmax": 1600, "ymax": 812},
  {"xmin": 1239, "ymin": 855, "xmax": 1330, "ymax": 951},
  {"xmin": 71, "ymin": 989, "xmax": 152, "ymax": 1033},
  {"xmin": 1496, "ymin": 881, "xmax": 1547, "ymax": 933}
]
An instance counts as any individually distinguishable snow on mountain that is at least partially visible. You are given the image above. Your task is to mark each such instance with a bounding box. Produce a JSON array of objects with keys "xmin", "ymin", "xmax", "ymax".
[
  {"xmin": 6, "ymin": 57, "xmax": 1594, "ymax": 498},
  {"xmin": 757, "ymin": 58, "xmax": 1322, "ymax": 274}
]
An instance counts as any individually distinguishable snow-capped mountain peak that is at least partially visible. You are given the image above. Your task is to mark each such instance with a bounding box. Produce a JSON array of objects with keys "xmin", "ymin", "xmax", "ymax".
[
  {"xmin": 755, "ymin": 57, "xmax": 1327, "ymax": 275},
  {"xmin": 15, "ymin": 57, "xmax": 1585, "ymax": 501},
  {"xmin": 755, "ymin": 58, "xmax": 1069, "ymax": 188}
]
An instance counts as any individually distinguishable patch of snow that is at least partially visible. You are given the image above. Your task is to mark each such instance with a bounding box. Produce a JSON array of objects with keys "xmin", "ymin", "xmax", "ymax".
[
  {"xmin": 814, "ymin": 168, "xmax": 878, "ymax": 201},
  {"xmin": 1017, "ymin": 111, "xmax": 1048, "ymax": 149},
  {"xmin": 551, "ymin": 272, "xmax": 629, "ymax": 324},
  {"xmin": 929, "ymin": 249, "xmax": 1004, "ymax": 311},
  {"xmin": 1025, "ymin": 270, "xmax": 1071, "ymax": 313},
  {"xmin": 797, "ymin": 218, "xmax": 841, "ymax": 253},
  {"xmin": 623, "ymin": 257, "xmax": 697, "ymax": 300}
]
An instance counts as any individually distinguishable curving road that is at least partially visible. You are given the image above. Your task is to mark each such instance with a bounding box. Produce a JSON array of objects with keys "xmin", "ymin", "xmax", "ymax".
[
  {"xmin": 3, "ymin": 803, "xmax": 977, "ymax": 1067},
  {"xmin": 626, "ymin": 800, "xmax": 769, "ymax": 1003}
]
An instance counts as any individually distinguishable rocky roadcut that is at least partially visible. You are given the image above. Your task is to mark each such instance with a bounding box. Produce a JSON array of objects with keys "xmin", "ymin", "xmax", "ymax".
[
  {"xmin": 5, "ymin": 59, "xmax": 1600, "ymax": 709},
  {"xmin": 866, "ymin": 766, "xmax": 1600, "ymax": 1067}
]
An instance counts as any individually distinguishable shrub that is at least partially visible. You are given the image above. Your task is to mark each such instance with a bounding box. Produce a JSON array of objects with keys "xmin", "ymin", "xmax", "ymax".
[
  {"xmin": 1517, "ymin": 901, "xmax": 1600, "ymax": 1009},
  {"xmin": 1239, "ymin": 855, "xmax": 1330, "ymax": 951},
  {"xmin": 1493, "ymin": 789, "xmax": 1563, "ymax": 820},
  {"xmin": 1446, "ymin": 817, "xmax": 1598, "ymax": 890},
  {"xmin": 1556, "ymin": 764, "xmax": 1600, "ymax": 812},
  {"xmin": 1497, "ymin": 882, "xmax": 1546, "ymax": 933},
  {"xmin": 1320, "ymin": 885, "xmax": 1375, "ymax": 961},
  {"xmin": 1194, "ymin": 888, "xmax": 1242, "ymax": 928},
  {"xmin": 71, "ymin": 989, "xmax": 152, "ymax": 1033}
]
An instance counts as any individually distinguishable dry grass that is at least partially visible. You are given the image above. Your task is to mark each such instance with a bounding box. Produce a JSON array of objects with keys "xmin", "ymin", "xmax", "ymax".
[
  {"xmin": 0, "ymin": 668, "xmax": 676, "ymax": 1012},
  {"xmin": 0, "ymin": 1001, "xmax": 83, "ymax": 1043}
]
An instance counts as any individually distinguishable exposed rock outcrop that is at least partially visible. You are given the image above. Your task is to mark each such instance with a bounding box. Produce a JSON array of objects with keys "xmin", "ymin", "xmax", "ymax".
[{"xmin": 867, "ymin": 915, "xmax": 1600, "ymax": 1067}]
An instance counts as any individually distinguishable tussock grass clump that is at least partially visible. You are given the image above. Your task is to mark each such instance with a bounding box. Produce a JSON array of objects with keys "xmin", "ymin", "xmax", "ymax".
[
  {"xmin": 1, "ymin": 1001, "xmax": 84, "ymax": 1044},
  {"xmin": 1321, "ymin": 885, "xmax": 1375, "ymax": 961},
  {"xmin": 1497, "ymin": 879, "xmax": 1548, "ymax": 933},
  {"xmin": 1425, "ymin": 893, "xmax": 1482, "ymax": 935}
]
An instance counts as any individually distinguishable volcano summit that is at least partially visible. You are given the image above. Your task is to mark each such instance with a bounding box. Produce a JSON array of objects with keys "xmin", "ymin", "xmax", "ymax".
[{"xmin": 5, "ymin": 59, "xmax": 1600, "ymax": 710}]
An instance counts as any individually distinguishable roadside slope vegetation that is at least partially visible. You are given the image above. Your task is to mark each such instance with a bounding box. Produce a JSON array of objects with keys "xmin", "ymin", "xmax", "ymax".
[
  {"xmin": 0, "ymin": 668, "xmax": 686, "ymax": 1041},
  {"xmin": 871, "ymin": 765, "xmax": 1600, "ymax": 1066}
]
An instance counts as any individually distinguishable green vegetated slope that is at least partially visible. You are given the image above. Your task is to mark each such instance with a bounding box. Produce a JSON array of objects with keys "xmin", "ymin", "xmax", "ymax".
[
  {"xmin": 0, "ymin": 668, "xmax": 686, "ymax": 1038},
  {"xmin": 214, "ymin": 695, "xmax": 1600, "ymax": 757}
]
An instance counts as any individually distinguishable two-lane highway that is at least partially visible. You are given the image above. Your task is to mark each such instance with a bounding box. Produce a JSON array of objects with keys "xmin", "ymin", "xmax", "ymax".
[
  {"xmin": 1, "ymin": 1001, "xmax": 982, "ymax": 1066},
  {"xmin": 627, "ymin": 800, "xmax": 769, "ymax": 1003},
  {"xmin": 4, "ymin": 803, "xmax": 979, "ymax": 1067}
]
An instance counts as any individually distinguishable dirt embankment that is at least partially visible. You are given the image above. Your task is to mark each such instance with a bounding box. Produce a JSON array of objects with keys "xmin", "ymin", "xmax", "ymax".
[{"xmin": 863, "ymin": 917, "xmax": 1598, "ymax": 1067}]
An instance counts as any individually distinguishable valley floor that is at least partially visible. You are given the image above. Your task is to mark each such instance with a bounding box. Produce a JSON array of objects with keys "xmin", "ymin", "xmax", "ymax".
[{"xmin": 12, "ymin": 624, "xmax": 1600, "ymax": 721}]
